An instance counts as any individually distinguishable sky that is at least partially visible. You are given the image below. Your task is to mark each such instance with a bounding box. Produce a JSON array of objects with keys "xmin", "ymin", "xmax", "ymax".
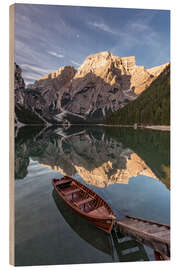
[{"xmin": 14, "ymin": 4, "xmax": 170, "ymax": 85}]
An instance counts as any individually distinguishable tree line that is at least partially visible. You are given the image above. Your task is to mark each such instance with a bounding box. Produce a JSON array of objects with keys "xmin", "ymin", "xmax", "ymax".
[{"xmin": 105, "ymin": 64, "xmax": 170, "ymax": 125}]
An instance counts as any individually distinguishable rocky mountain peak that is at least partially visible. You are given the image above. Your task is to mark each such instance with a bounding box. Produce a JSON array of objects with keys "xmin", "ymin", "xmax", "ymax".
[
  {"xmin": 147, "ymin": 62, "xmax": 170, "ymax": 77},
  {"xmin": 75, "ymin": 52, "xmax": 136, "ymax": 80},
  {"xmin": 26, "ymin": 65, "xmax": 76, "ymax": 113},
  {"xmin": 36, "ymin": 65, "xmax": 76, "ymax": 82},
  {"xmin": 14, "ymin": 51, "xmax": 169, "ymax": 124},
  {"xmin": 62, "ymin": 52, "xmax": 154, "ymax": 119}
]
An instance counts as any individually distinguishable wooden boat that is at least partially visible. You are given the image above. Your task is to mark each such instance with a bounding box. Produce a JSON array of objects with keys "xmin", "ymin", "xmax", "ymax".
[
  {"xmin": 52, "ymin": 190, "xmax": 113, "ymax": 256},
  {"xmin": 52, "ymin": 176, "xmax": 115, "ymax": 233}
]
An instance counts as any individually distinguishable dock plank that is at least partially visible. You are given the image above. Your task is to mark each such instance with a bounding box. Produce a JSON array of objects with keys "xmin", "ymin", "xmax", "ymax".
[
  {"xmin": 153, "ymin": 230, "xmax": 170, "ymax": 240},
  {"xmin": 146, "ymin": 226, "xmax": 168, "ymax": 234},
  {"xmin": 116, "ymin": 216, "xmax": 170, "ymax": 257}
]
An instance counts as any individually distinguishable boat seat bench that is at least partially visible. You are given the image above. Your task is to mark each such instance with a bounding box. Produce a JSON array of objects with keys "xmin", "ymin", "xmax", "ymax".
[
  {"xmin": 74, "ymin": 197, "xmax": 94, "ymax": 207},
  {"xmin": 61, "ymin": 187, "xmax": 80, "ymax": 196},
  {"xmin": 55, "ymin": 179, "xmax": 72, "ymax": 186}
]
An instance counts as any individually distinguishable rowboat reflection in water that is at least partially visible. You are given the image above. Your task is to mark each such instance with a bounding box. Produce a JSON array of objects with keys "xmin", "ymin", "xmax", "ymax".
[
  {"xmin": 52, "ymin": 188, "xmax": 151, "ymax": 262},
  {"xmin": 52, "ymin": 189, "xmax": 113, "ymax": 256}
]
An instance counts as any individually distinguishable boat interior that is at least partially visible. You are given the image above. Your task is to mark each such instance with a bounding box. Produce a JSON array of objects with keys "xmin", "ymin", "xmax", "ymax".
[{"xmin": 54, "ymin": 178, "xmax": 112, "ymax": 217}]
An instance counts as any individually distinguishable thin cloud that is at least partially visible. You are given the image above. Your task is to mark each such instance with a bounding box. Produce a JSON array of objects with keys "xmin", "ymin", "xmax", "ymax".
[
  {"xmin": 126, "ymin": 18, "xmax": 162, "ymax": 46},
  {"xmin": 48, "ymin": 51, "xmax": 64, "ymax": 58},
  {"xmin": 89, "ymin": 21, "xmax": 117, "ymax": 35},
  {"xmin": 15, "ymin": 40, "xmax": 47, "ymax": 65},
  {"xmin": 89, "ymin": 17, "xmax": 163, "ymax": 51},
  {"xmin": 23, "ymin": 73, "xmax": 38, "ymax": 82},
  {"xmin": 130, "ymin": 22, "xmax": 150, "ymax": 32},
  {"xmin": 21, "ymin": 64, "xmax": 54, "ymax": 76},
  {"xmin": 21, "ymin": 64, "xmax": 55, "ymax": 84},
  {"xmin": 14, "ymin": 5, "xmax": 169, "ymax": 79},
  {"xmin": 71, "ymin": 60, "xmax": 81, "ymax": 67}
]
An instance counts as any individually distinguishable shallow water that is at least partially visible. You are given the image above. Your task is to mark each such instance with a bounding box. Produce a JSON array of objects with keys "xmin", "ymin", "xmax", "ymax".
[{"xmin": 15, "ymin": 125, "xmax": 170, "ymax": 266}]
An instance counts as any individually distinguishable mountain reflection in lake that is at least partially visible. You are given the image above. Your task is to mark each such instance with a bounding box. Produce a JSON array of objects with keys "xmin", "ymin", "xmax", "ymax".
[
  {"xmin": 15, "ymin": 125, "xmax": 170, "ymax": 266},
  {"xmin": 15, "ymin": 125, "xmax": 170, "ymax": 189}
]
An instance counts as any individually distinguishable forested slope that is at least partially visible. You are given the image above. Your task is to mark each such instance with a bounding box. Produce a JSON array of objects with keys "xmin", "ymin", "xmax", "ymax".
[{"xmin": 105, "ymin": 64, "xmax": 170, "ymax": 125}]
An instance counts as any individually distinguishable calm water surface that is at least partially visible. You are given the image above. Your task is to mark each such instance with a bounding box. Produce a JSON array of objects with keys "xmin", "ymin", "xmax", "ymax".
[{"xmin": 15, "ymin": 125, "xmax": 170, "ymax": 266}]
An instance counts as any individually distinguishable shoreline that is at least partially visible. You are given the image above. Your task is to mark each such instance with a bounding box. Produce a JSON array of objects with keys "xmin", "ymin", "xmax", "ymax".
[
  {"xmin": 101, "ymin": 124, "xmax": 170, "ymax": 131},
  {"xmin": 144, "ymin": 125, "xmax": 170, "ymax": 131},
  {"xmin": 14, "ymin": 122, "xmax": 170, "ymax": 131}
]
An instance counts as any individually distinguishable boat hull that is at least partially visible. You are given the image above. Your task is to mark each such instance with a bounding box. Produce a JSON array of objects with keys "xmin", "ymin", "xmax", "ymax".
[{"xmin": 52, "ymin": 177, "xmax": 114, "ymax": 234}]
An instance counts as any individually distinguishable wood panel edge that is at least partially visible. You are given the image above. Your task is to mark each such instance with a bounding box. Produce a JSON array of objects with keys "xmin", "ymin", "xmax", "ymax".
[{"xmin": 9, "ymin": 4, "xmax": 15, "ymax": 266}]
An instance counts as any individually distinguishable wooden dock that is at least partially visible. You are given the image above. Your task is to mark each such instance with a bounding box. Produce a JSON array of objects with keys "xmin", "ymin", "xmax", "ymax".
[{"xmin": 115, "ymin": 215, "xmax": 170, "ymax": 258}]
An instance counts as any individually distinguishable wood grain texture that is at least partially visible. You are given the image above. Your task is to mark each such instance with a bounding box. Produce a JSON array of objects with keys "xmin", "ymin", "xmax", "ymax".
[{"xmin": 9, "ymin": 4, "xmax": 14, "ymax": 266}]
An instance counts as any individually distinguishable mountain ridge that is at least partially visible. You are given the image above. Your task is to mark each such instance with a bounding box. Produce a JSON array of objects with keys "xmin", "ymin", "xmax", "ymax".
[{"xmin": 15, "ymin": 51, "xmax": 169, "ymax": 125}]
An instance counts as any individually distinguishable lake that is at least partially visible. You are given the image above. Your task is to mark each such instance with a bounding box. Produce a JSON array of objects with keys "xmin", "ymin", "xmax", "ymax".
[{"xmin": 14, "ymin": 125, "xmax": 170, "ymax": 266}]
